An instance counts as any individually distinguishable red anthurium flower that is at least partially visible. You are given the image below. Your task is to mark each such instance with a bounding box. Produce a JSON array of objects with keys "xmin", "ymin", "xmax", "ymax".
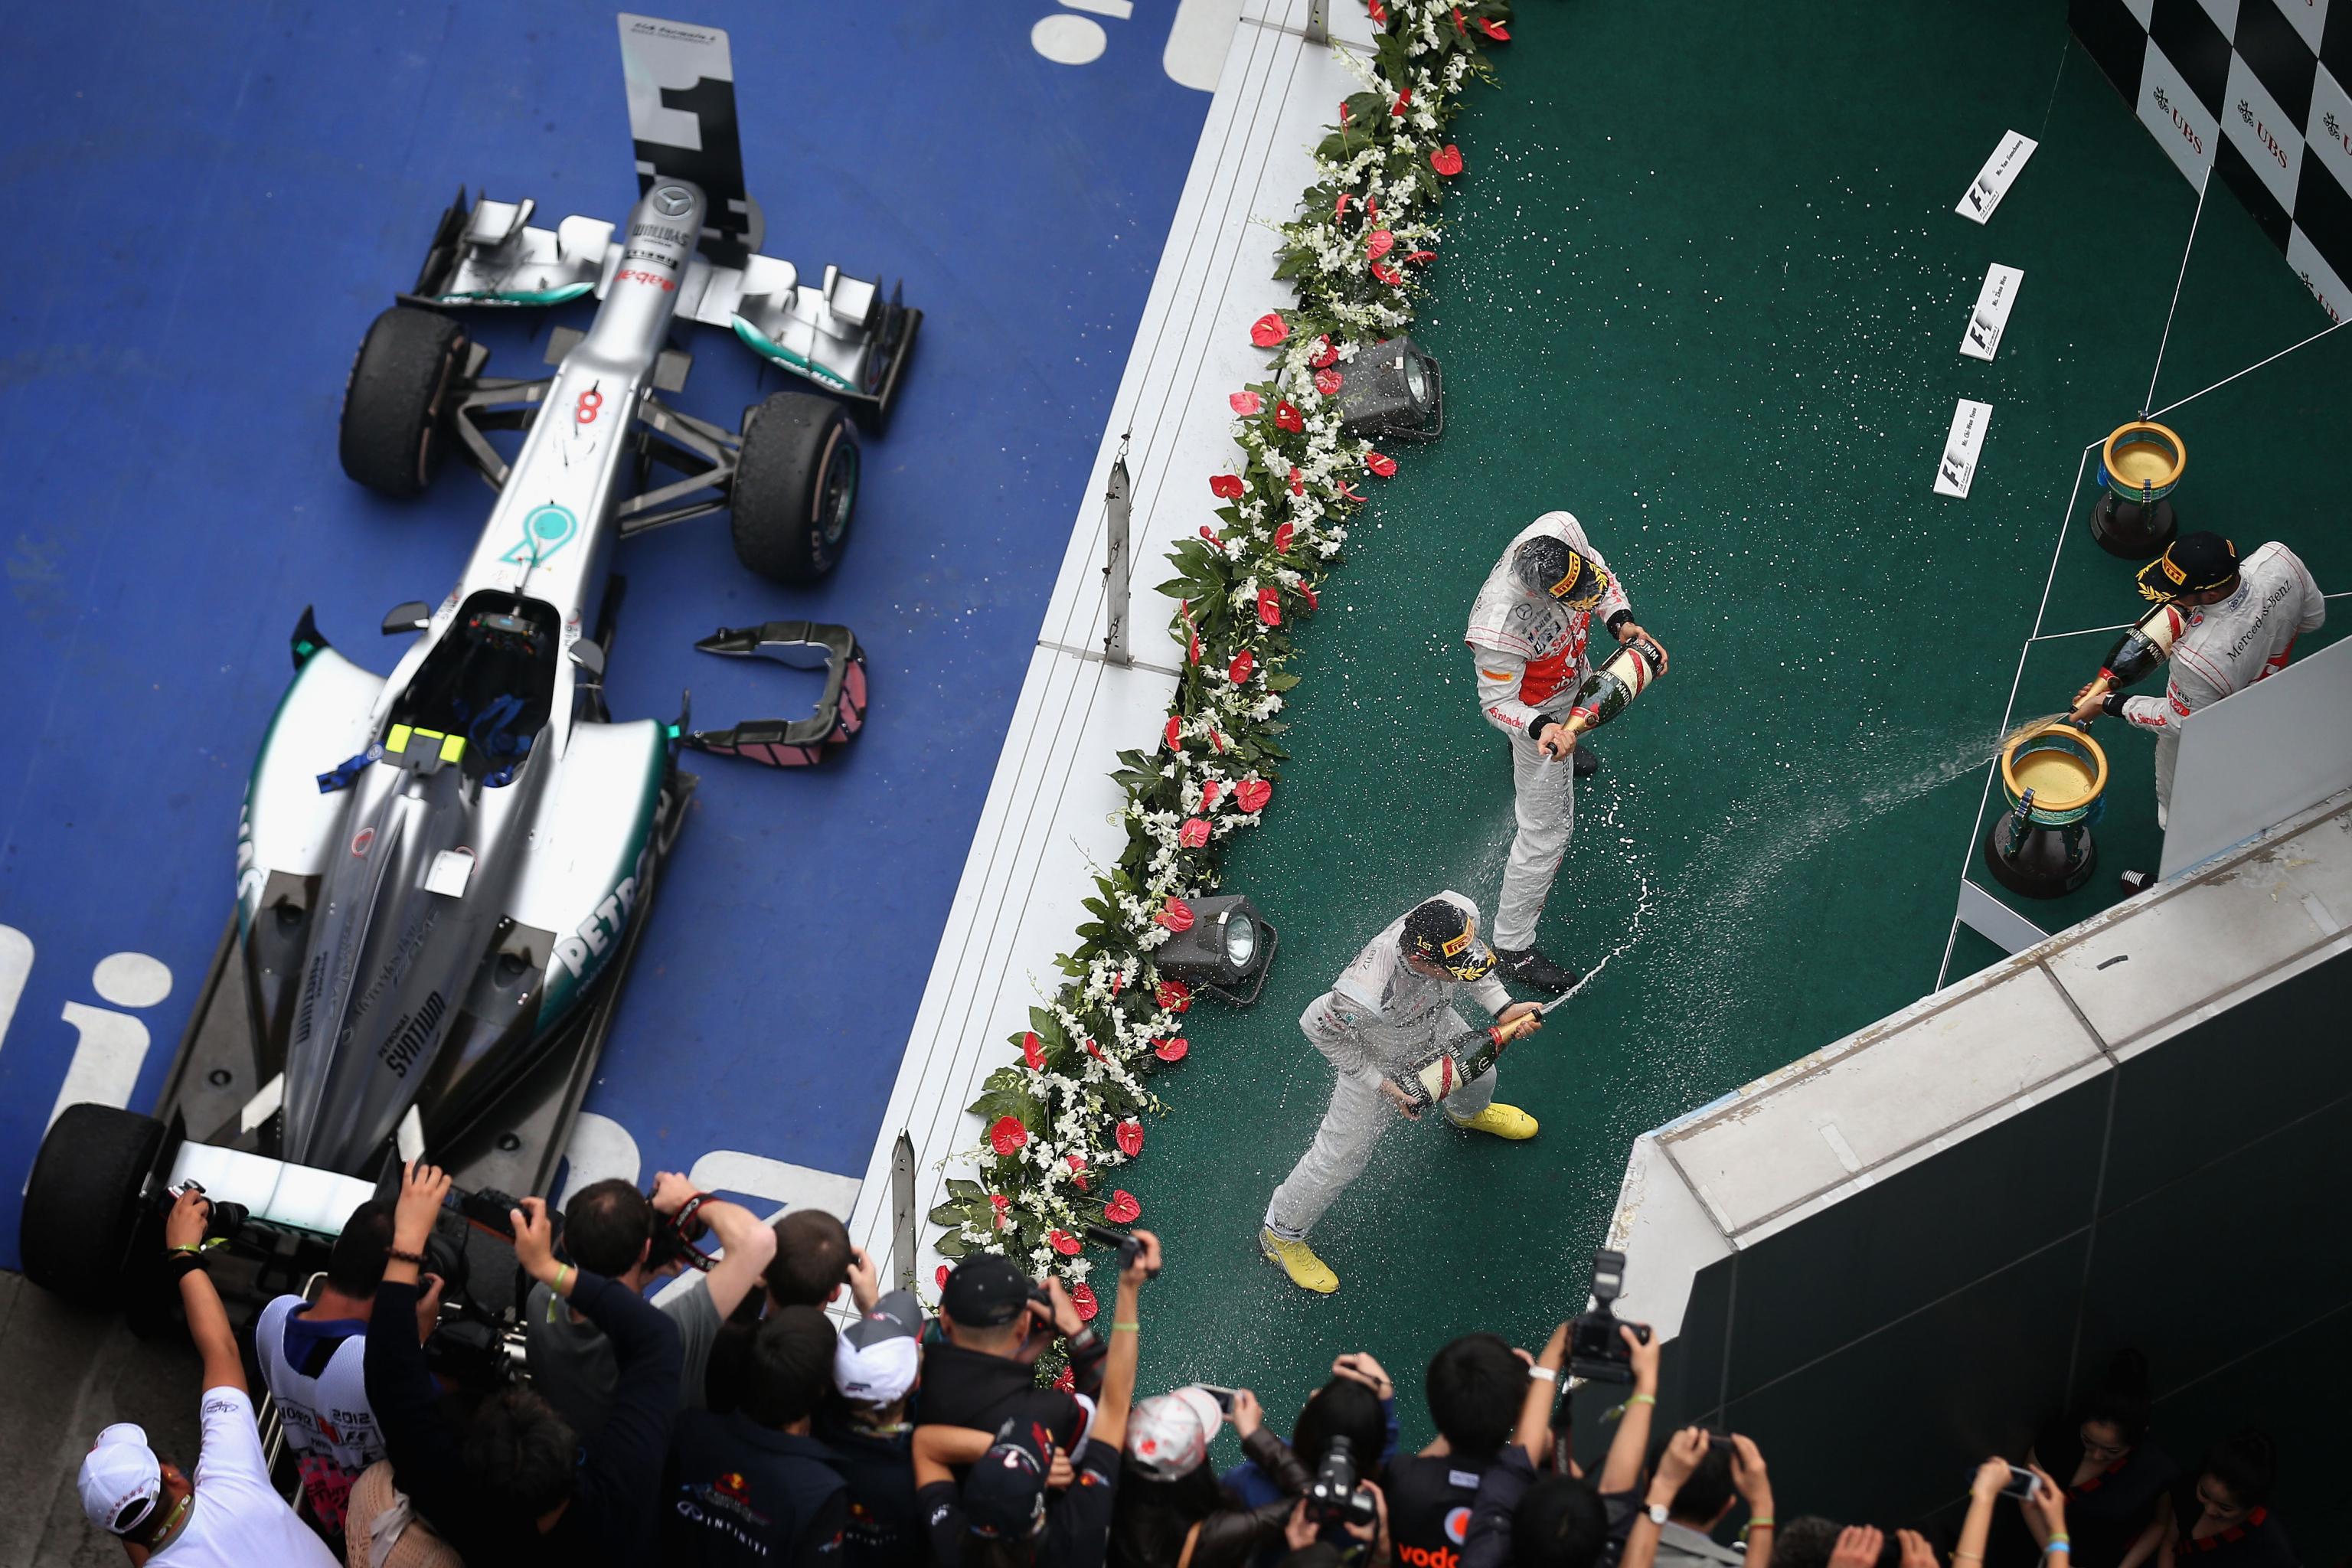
[
  {"xmin": 1478, "ymin": 16, "xmax": 1510, "ymax": 39},
  {"xmin": 1199, "ymin": 779, "xmax": 1223, "ymax": 812},
  {"xmin": 1451, "ymin": 4, "xmax": 1468, "ymax": 35},
  {"xmin": 1392, "ymin": 87, "xmax": 1412, "ymax": 116},
  {"xmin": 1165, "ymin": 714, "xmax": 1184, "ymax": 749},
  {"xmin": 1200, "ymin": 524, "xmax": 1225, "ymax": 550},
  {"xmin": 1339, "ymin": 100, "xmax": 1350, "ymax": 124},
  {"xmin": 1235, "ymin": 777, "xmax": 1273, "ymax": 812},
  {"xmin": 1083, "ymin": 1036, "xmax": 1103, "ymax": 1060},
  {"xmin": 1116, "ymin": 1118, "xmax": 1145, "ymax": 1157},
  {"xmin": 1188, "ymin": 624, "xmax": 1202, "ymax": 665},
  {"xmin": 1315, "ymin": 366, "xmax": 1344, "ymax": 396},
  {"xmin": 1250, "ymin": 312, "xmax": 1289, "ymax": 347},
  {"xmin": 990, "ymin": 1192, "xmax": 1011, "ymax": 1229},
  {"xmin": 1311, "ymin": 336, "xmax": 1339, "ymax": 368},
  {"xmin": 1208, "ymin": 727, "xmax": 1228, "ymax": 753},
  {"xmin": 1155, "ymin": 897, "xmax": 1195, "ymax": 932},
  {"xmin": 1368, "ymin": 0, "xmax": 1388, "ymax": 23},
  {"xmin": 1229, "ymin": 648, "xmax": 1255, "ymax": 684},
  {"xmin": 936, "ymin": 1263, "xmax": 952, "ymax": 1289},
  {"xmin": 1229, "ymin": 390, "xmax": 1263, "ymax": 416},
  {"xmin": 1105, "ymin": 1191, "xmax": 1142, "ymax": 1223},
  {"xmin": 1406, "ymin": 249, "xmax": 1437, "ymax": 265},
  {"xmin": 1109, "ymin": 969, "xmax": 1125, "ymax": 995},
  {"xmin": 1275, "ymin": 400, "xmax": 1304, "ymax": 433},
  {"xmin": 1049, "ymin": 1229, "xmax": 1081, "ymax": 1256},
  {"xmin": 1431, "ymin": 144, "xmax": 1464, "ymax": 176},
  {"xmin": 1258, "ymin": 586, "xmax": 1283, "ymax": 626},
  {"xmin": 1209, "ymin": 472, "xmax": 1245, "ymax": 498},
  {"xmin": 1054, "ymin": 1365, "xmax": 1076, "ymax": 1392},
  {"xmin": 1070, "ymin": 1282, "xmax": 1099, "ymax": 1321},
  {"xmin": 1367, "ymin": 451, "xmax": 1399, "ymax": 478},
  {"xmin": 1273, "ymin": 522, "xmax": 1295, "ymax": 554},
  {"xmin": 1066, "ymin": 1154, "xmax": 1088, "ymax": 1192},
  {"xmin": 988, "ymin": 1116, "xmax": 1027, "ymax": 1156},
  {"xmin": 1367, "ymin": 195, "xmax": 1380, "ymax": 221},
  {"xmin": 1287, "ymin": 467, "xmax": 1305, "ymax": 496},
  {"xmin": 1178, "ymin": 816, "xmax": 1210, "ymax": 849},
  {"xmin": 1334, "ymin": 191, "xmax": 1351, "ymax": 219},
  {"xmin": 1302, "ymin": 582, "xmax": 1320, "ymax": 609},
  {"xmin": 1370, "ymin": 260, "xmax": 1403, "ymax": 286},
  {"xmin": 1335, "ymin": 480, "xmax": 1365, "ymax": 505},
  {"xmin": 1157, "ymin": 976, "xmax": 1194, "ymax": 1011},
  {"xmin": 1155, "ymin": 1037, "xmax": 1190, "ymax": 1063},
  {"xmin": 1022, "ymin": 1031, "xmax": 1045, "ymax": 1070},
  {"xmin": 1366, "ymin": 229, "xmax": 1395, "ymax": 260}
]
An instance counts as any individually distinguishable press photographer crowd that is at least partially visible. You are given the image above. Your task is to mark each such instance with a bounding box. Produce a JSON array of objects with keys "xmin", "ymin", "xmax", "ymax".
[{"xmin": 61, "ymin": 1166, "xmax": 2301, "ymax": 1568}]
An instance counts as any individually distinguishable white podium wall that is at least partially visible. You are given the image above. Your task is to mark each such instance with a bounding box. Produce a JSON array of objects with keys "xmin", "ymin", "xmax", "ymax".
[{"xmin": 2163, "ymin": 635, "xmax": 2352, "ymax": 879}]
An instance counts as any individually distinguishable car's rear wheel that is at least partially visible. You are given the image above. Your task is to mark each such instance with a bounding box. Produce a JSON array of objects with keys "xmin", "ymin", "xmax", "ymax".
[
  {"xmin": 21, "ymin": 1103, "xmax": 166, "ymax": 1310},
  {"xmin": 730, "ymin": 392, "xmax": 859, "ymax": 583},
  {"xmin": 340, "ymin": 306, "xmax": 468, "ymax": 498}
]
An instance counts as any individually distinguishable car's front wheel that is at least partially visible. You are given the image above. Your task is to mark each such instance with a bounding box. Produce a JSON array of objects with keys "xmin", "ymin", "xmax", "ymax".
[
  {"xmin": 340, "ymin": 306, "xmax": 468, "ymax": 498},
  {"xmin": 21, "ymin": 1103, "xmax": 165, "ymax": 1310},
  {"xmin": 730, "ymin": 391, "xmax": 860, "ymax": 583}
]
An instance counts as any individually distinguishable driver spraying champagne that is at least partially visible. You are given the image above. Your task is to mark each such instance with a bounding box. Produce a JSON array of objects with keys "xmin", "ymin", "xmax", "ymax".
[
  {"xmin": 1466, "ymin": 512, "xmax": 1668, "ymax": 995},
  {"xmin": 1259, "ymin": 893, "xmax": 1544, "ymax": 1295}
]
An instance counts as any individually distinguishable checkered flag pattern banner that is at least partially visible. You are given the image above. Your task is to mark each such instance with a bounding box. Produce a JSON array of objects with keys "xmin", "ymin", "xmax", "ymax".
[{"xmin": 2073, "ymin": 0, "xmax": 2352, "ymax": 322}]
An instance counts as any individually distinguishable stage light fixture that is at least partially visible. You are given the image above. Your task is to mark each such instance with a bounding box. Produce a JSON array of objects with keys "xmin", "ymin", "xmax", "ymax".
[
  {"xmin": 1155, "ymin": 893, "xmax": 1279, "ymax": 1005},
  {"xmin": 1335, "ymin": 337, "xmax": 1442, "ymax": 442}
]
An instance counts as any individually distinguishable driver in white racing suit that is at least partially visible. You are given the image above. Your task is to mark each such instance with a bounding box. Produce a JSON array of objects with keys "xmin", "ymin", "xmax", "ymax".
[
  {"xmin": 1259, "ymin": 892, "xmax": 1544, "ymax": 1294},
  {"xmin": 2071, "ymin": 531, "xmax": 2325, "ymax": 831},
  {"xmin": 1465, "ymin": 513, "xmax": 1668, "ymax": 992}
]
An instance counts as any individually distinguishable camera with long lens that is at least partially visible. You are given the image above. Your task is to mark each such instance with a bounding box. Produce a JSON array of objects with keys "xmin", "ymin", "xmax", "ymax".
[
  {"xmin": 1307, "ymin": 1434, "xmax": 1379, "ymax": 1530},
  {"xmin": 162, "ymin": 1181, "xmax": 249, "ymax": 1240},
  {"xmin": 1566, "ymin": 1248, "xmax": 1651, "ymax": 1383}
]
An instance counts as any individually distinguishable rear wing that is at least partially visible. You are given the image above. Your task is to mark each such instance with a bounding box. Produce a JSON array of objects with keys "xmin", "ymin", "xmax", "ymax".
[{"xmin": 397, "ymin": 14, "xmax": 919, "ymax": 422}]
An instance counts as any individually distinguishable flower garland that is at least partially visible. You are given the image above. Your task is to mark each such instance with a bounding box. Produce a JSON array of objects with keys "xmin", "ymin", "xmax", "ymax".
[{"xmin": 929, "ymin": 0, "xmax": 1513, "ymax": 1305}]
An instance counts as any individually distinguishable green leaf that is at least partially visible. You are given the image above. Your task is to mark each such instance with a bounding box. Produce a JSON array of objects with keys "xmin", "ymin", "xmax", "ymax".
[{"xmin": 934, "ymin": 1233, "xmax": 969, "ymax": 1259}]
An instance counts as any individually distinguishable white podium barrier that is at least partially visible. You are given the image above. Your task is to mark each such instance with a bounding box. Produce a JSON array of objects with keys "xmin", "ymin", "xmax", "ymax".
[{"xmin": 2161, "ymin": 635, "xmax": 2352, "ymax": 879}]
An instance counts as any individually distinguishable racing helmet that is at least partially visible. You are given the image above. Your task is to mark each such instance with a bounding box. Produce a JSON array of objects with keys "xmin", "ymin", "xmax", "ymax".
[{"xmin": 1511, "ymin": 534, "xmax": 1609, "ymax": 610}]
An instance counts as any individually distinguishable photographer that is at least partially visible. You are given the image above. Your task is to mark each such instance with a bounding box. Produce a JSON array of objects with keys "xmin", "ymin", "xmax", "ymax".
[
  {"xmin": 1618, "ymin": 1427, "xmax": 1775, "ymax": 1568},
  {"xmin": 1109, "ymin": 1385, "xmax": 1312, "ymax": 1568},
  {"xmin": 664, "ymin": 1305, "xmax": 848, "ymax": 1564},
  {"xmin": 364, "ymin": 1160, "xmax": 683, "ymax": 1565},
  {"xmin": 2022, "ymin": 1352, "xmax": 2176, "ymax": 1568},
  {"xmin": 1222, "ymin": 1355, "xmax": 1396, "ymax": 1563},
  {"xmin": 1958, "ymin": 1459, "xmax": 2070, "ymax": 1568},
  {"xmin": 74, "ymin": 1187, "xmax": 338, "ymax": 1566},
  {"xmin": 919, "ymin": 1253, "xmax": 1109, "ymax": 1455},
  {"xmin": 913, "ymin": 1230, "xmax": 1162, "ymax": 1566},
  {"xmin": 1384, "ymin": 1334, "xmax": 1529, "ymax": 1565},
  {"xmin": 1459, "ymin": 1318, "xmax": 1661, "ymax": 1568},
  {"xmin": 820, "ymin": 1289, "xmax": 927, "ymax": 1566},
  {"xmin": 253, "ymin": 1198, "xmax": 436, "ymax": 1544},
  {"xmin": 526, "ymin": 1172, "xmax": 776, "ymax": 1436}
]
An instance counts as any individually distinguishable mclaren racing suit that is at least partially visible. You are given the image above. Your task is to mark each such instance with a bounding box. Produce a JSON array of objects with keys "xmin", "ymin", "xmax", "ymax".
[
  {"xmin": 1465, "ymin": 512, "xmax": 1635, "ymax": 952},
  {"xmin": 2119, "ymin": 541, "xmax": 2325, "ymax": 826},
  {"xmin": 1264, "ymin": 891, "xmax": 1509, "ymax": 1241}
]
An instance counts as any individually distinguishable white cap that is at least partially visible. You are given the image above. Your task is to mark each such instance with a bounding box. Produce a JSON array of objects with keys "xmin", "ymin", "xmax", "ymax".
[
  {"xmin": 1125, "ymin": 1387, "xmax": 1223, "ymax": 1480},
  {"xmin": 79, "ymin": 1423, "xmax": 164, "ymax": 1535},
  {"xmin": 833, "ymin": 1288, "xmax": 922, "ymax": 1405}
]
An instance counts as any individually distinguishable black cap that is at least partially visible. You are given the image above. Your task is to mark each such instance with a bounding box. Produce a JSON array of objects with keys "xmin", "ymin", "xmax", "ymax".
[
  {"xmin": 941, "ymin": 1253, "xmax": 1032, "ymax": 1329},
  {"xmin": 2136, "ymin": 531, "xmax": 2237, "ymax": 602},
  {"xmin": 962, "ymin": 1416, "xmax": 1050, "ymax": 1539},
  {"xmin": 1400, "ymin": 898, "xmax": 1498, "ymax": 982},
  {"xmin": 1511, "ymin": 534, "xmax": 1609, "ymax": 609}
]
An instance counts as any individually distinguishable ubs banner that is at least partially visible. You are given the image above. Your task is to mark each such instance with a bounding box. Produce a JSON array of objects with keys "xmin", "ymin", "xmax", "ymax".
[{"xmin": 2072, "ymin": 0, "xmax": 2352, "ymax": 324}]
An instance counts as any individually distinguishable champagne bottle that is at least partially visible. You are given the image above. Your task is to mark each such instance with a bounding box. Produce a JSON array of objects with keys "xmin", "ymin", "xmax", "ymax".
[
  {"xmin": 2099, "ymin": 603, "xmax": 2185, "ymax": 688},
  {"xmin": 1395, "ymin": 1021, "xmax": 1522, "ymax": 1109},
  {"xmin": 1566, "ymin": 633, "xmax": 1666, "ymax": 732}
]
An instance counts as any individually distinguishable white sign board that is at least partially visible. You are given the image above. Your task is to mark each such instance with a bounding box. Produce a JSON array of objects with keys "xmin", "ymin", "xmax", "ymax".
[
  {"xmin": 1933, "ymin": 400, "xmax": 1993, "ymax": 498},
  {"xmin": 1959, "ymin": 264, "xmax": 2024, "ymax": 361},
  {"xmin": 1956, "ymin": 131, "xmax": 2037, "ymax": 223},
  {"xmin": 2162, "ymin": 635, "xmax": 2352, "ymax": 878}
]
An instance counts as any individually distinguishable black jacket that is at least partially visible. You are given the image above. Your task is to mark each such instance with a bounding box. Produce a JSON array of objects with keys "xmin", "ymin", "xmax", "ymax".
[
  {"xmin": 365, "ymin": 1273, "xmax": 682, "ymax": 1566},
  {"xmin": 664, "ymin": 1409, "xmax": 847, "ymax": 1566}
]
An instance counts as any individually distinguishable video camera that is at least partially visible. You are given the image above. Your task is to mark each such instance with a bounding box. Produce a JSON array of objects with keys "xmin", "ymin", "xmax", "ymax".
[
  {"xmin": 1566, "ymin": 1248, "xmax": 1651, "ymax": 1384},
  {"xmin": 1306, "ymin": 1434, "xmax": 1380, "ymax": 1531},
  {"xmin": 1083, "ymin": 1222, "xmax": 1161, "ymax": 1279}
]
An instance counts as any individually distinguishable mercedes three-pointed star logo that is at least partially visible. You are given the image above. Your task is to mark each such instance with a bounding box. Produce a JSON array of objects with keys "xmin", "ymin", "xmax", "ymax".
[{"xmin": 652, "ymin": 185, "xmax": 694, "ymax": 217}]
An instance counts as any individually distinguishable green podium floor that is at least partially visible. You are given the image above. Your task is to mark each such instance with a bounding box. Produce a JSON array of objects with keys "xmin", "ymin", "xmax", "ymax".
[{"xmin": 1127, "ymin": 0, "xmax": 2347, "ymax": 1439}]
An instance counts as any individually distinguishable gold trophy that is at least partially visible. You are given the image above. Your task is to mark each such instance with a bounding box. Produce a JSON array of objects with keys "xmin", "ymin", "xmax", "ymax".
[
  {"xmin": 2089, "ymin": 421, "xmax": 2184, "ymax": 559},
  {"xmin": 1984, "ymin": 723, "xmax": 2109, "ymax": 897}
]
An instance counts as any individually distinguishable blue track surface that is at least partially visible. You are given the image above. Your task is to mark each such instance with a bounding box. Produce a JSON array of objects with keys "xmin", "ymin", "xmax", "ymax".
[{"xmin": 0, "ymin": 3, "xmax": 1208, "ymax": 1267}]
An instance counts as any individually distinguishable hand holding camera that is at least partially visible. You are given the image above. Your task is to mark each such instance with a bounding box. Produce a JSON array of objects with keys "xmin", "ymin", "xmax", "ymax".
[
  {"xmin": 162, "ymin": 1185, "xmax": 214, "ymax": 1253},
  {"xmin": 1648, "ymin": 1425, "xmax": 1713, "ymax": 1507},
  {"xmin": 1307, "ymin": 1433, "xmax": 1381, "ymax": 1533},
  {"xmin": 509, "ymin": 1195, "xmax": 564, "ymax": 1292},
  {"xmin": 393, "ymin": 1160, "xmax": 452, "ymax": 1258}
]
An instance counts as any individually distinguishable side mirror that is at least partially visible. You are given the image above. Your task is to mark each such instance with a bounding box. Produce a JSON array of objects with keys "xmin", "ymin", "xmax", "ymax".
[
  {"xmin": 381, "ymin": 602, "xmax": 432, "ymax": 635},
  {"xmin": 570, "ymin": 639, "xmax": 607, "ymax": 678}
]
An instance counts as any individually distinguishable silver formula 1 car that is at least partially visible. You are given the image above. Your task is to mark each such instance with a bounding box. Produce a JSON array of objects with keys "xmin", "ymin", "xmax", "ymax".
[{"xmin": 21, "ymin": 13, "xmax": 901, "ymax": 1311}]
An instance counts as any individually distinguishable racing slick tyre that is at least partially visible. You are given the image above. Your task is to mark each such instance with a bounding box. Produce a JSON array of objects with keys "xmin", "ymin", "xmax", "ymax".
[
  {"xmin": 731, "ymin": 391, "xmax": 860, "ymax": 583},
  {"xmin": 21, "ymin": 1103, "xmax": 166, "ymax": 1310},
  {"xmin": 340, "ymin": 306, "xmax": 469, "ymax": 498}
]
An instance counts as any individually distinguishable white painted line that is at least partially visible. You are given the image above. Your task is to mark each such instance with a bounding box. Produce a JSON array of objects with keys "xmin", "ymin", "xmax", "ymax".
[
  {"xmin": 1932, "ymin": 399, "xmax": 1993, "ymax": 498},
  {"xmin": 2146, "ymin": 314, "xmax": 2350, "ymax": 423},
  {"xmin": 2143, "ymin": 168, "xmax": 2210, "ymax": 415},
  {"xmin": 1818, "ymin": 1122, "xmax": 1863, "ymax": 1174},
  {"xmin": 1959, "ymin": 263, "xmax": 2024, "ymax": 361},
  {"xmin": 1955, "ymin": 130, "xmax": 2037, "ymax": 224},
  {"xmin": 1063, "ymin": 0, "xmax": 1136, "ymax": 16}
]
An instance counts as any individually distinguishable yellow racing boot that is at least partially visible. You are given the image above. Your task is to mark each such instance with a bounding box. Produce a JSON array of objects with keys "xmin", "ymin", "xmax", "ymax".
[
  {"xmin": 1449, "ymin": 1102, "xmax": 1539, "ymax": 1139},
  {"xmin": 1259, "ymin": 1228, "xmax": 1339, "ymax": 1294}
]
